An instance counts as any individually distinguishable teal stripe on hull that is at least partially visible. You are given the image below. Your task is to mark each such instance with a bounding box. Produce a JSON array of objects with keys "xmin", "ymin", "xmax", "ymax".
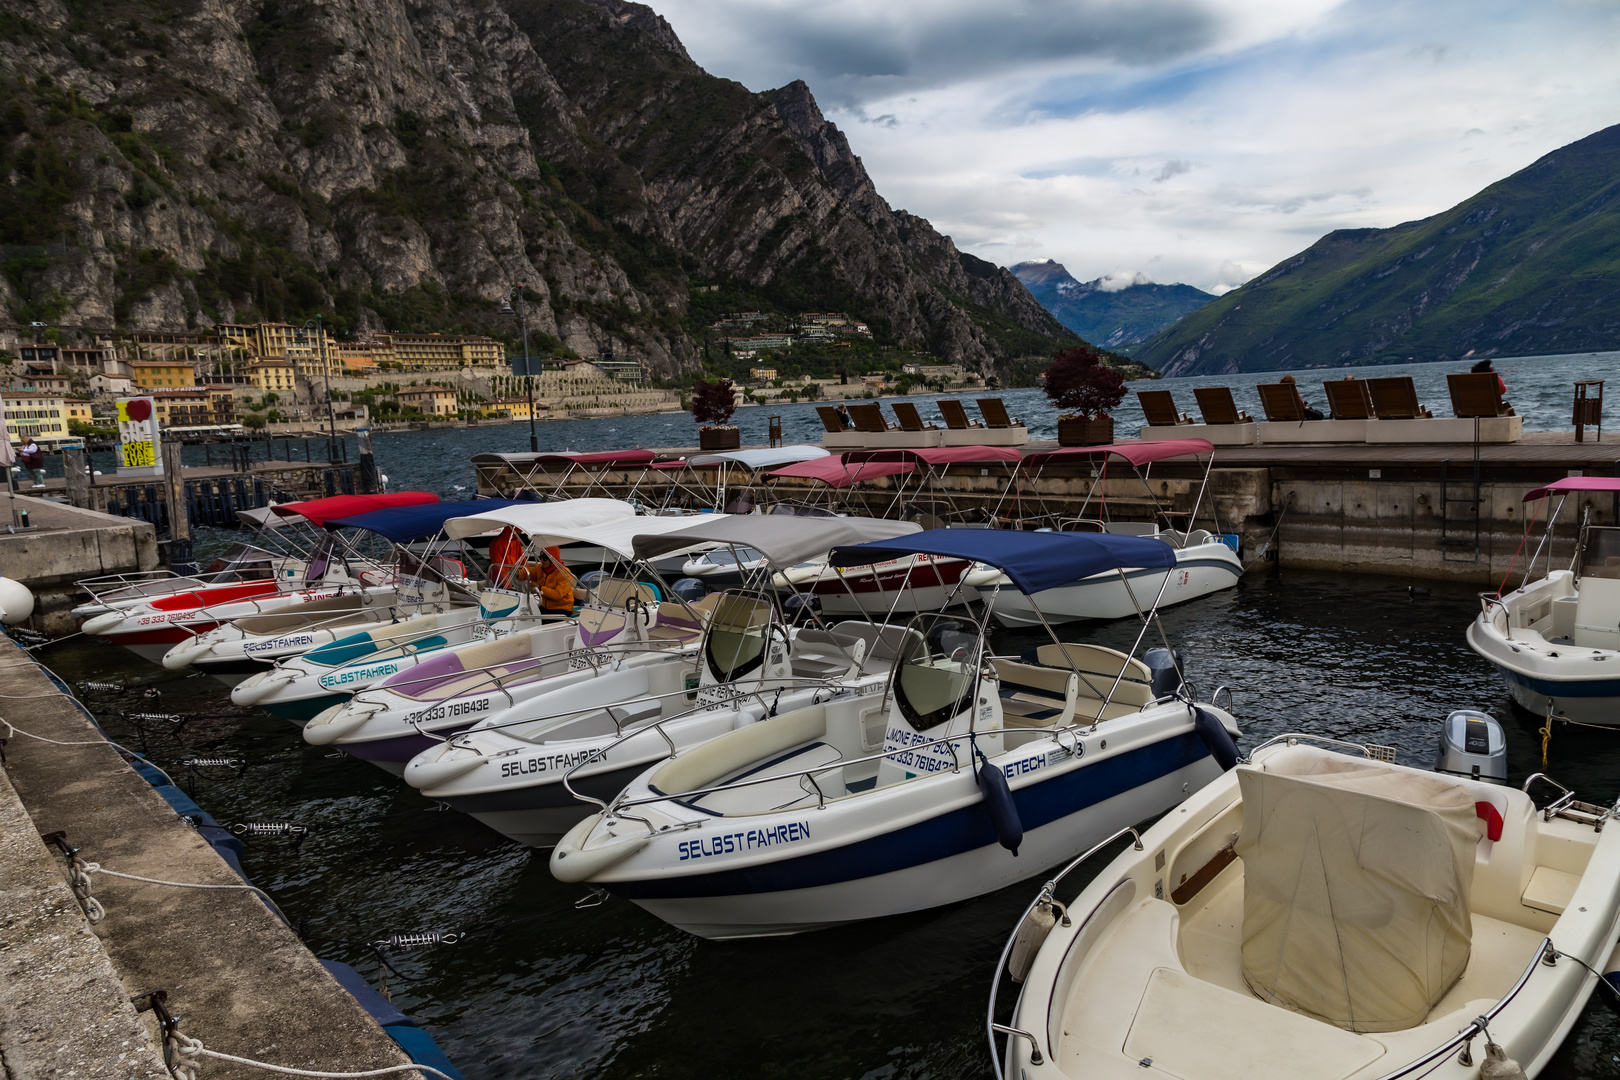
[{"xmin": 261, "ymin": 692, "xmax": 349, "ymax": 724}]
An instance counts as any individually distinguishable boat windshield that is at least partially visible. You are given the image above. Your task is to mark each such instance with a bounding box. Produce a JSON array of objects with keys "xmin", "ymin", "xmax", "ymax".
[
  {"xmin": 892, "ymin": 613, "xmax": 981, "ymax": 732},
  {"xmin": 703, "ymin": 592, "xmax": 775, "ymax": 681},
  {"xmin": 704, "ymin": 547, "xmax": 764, "ymax": 567},
  {"xmin": 1580, "ymin": 526, "xmax": 1620, "ymax": 580}
]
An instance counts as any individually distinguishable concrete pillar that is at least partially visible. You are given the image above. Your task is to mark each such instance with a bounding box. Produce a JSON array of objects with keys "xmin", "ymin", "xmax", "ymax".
[
  {"xmin": 160, "ymin": 441, "xmax": 195, "ymax": 575},
  {"xmin": 63, "ymin": 447, "xmax": 92, "ymax": 509}
]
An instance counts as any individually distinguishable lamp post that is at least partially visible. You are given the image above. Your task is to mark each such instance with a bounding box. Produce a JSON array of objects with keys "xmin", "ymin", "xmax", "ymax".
[
  {"xmin": 301, "ymin": 316, "xmax": 339, "ymax": 460},
  {"xmin": 499, "ymin": 284, "xmax": 539, "ymax": 453}
]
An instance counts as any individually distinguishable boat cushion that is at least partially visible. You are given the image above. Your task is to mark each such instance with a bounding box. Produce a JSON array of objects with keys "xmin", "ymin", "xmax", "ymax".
[
  {"xmin": 1236, "ymin": 746, "xmax": 1476, "ymax": 1032},
  {"xmin": 649, "ymin": 705, "xmax": 827, "ymax": 797},
  {"xmin": 1573, "ymin": 574, "xmax": 1620, "ymax": 649}
]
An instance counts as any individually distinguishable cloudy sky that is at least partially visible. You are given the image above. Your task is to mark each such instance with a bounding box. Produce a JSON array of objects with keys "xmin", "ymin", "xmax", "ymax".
[{"xmin": 648, "ymin": 0, "xmax": 1620, "ymax": 293}]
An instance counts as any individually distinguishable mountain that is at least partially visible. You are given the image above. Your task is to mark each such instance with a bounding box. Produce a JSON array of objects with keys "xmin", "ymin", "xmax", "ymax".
[
  {"xmin": 0, "ymin": 0, "xmax": 1074, "ymax": 377},
  {"xmin": 1135, "ymin": 124, "xmax": 1620, "ymax": 376},
  {"xmin": 1010, "ymin": 261, "xmax": 1214, "ymax": 352}
]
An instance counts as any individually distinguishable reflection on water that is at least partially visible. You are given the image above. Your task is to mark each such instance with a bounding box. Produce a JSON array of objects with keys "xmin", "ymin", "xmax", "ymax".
[{"xmin": 40, "ymin": 568, "xmax": 1620, "ymax": 1078}]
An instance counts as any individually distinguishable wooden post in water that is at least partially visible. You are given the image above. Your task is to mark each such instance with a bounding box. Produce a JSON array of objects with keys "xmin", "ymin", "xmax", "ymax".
[
  {"xmin": 63, "ymin": 447, "xmax": 92, "ymax": 509},
  {"xmin": 161, "ymin": 441, "xmax": 197, "ymax": 574},
  {"xmin": 357, "ymin": 428, "xmax": 379, "ymax": 493}
]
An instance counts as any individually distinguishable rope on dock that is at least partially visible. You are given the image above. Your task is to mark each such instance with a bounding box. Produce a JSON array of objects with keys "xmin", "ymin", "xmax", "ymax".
[{"xmin": 168, "ymin": 1035, "xmax": 456, "ymax": 1080}]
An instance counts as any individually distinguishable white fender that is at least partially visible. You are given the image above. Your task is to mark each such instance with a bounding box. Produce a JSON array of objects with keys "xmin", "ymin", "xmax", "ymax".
[
  {"xmin": 302, "ymin": 703, "xmax": 376, "ymax": 745},
  {"xmin": 0, "ymin": 578, "xmax": 36, "ymax": 624},
  {"xmin": 232, "ymin": 669, "xmax": 296, "ymax": 705},
  {"xmin": 80, "ymin": 611, "xmax": 126, "ymax": 635},
  {"xmin": 550, "ymin": 815, "xmax": 649, "ymax": 882}
]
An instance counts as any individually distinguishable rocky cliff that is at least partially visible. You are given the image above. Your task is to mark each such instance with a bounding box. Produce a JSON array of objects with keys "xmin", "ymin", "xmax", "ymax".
[
  {"xmin": 1134, "ymin": 124, "xmax": 1620, "ymax": 376},
  {"xmin": 0, "ymin": 0, "xmax": 1075, "ymax": 377}
]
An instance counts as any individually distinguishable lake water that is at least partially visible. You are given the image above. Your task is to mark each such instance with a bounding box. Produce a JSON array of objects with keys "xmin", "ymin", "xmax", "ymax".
[{"xmin": 40, "ymin": 566, "xmax": 1620, "ymax": 1079}]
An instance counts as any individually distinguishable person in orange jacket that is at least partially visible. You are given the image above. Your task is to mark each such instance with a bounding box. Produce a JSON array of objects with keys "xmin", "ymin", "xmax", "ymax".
[{"xmin": 535, "ymin": 546, "xmax": 577, "ymax": 616}]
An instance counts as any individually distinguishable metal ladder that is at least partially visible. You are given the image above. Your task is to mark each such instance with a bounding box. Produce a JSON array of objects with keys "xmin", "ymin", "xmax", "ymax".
[{"xmin": 1440, "ymin": 418, "xmax": 1483, "ymax": 561}]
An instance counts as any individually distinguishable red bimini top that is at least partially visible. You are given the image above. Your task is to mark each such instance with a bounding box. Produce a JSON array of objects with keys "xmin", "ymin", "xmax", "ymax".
[
  {"xmin": 768, "ymin": 455, "xmax": 915, "ymax": 489},
  {"xmin": 1021, "ymin": 438, "xmax": 1215, "ymax": 471},
  {"xmin": 271, "ymin": 491, "xmax": 439, "ymax": 527},
  {"xmin": 844, "ymin": 446, "xmax": 1022, "ymax": 466},
  {"xmin": 1523, "ymin": 476, "xmax": 1620, "ymax": 502}
]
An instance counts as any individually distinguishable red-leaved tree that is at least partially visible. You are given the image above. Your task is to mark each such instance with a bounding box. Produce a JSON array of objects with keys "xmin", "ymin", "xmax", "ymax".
[
  {"xmin": 1042, "ymin": 345, "xmax": 1126, "ymax": 420},
  {"xmin": 691, "ymin": 378, "xmax": 738, "ymax": 427}
]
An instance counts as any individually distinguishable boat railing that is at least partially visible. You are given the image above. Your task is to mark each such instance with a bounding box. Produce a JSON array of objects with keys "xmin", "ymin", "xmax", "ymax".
[
  {"xmin": 271, "ymin": 609, "xmax": 559, "ymax": 675},
  {"xmin": 1241, "ymin": 732, "xmax": 1390, "ymax": 764},
  {"xmin": 985, "ymin": 825, "xmax": 1145, "ymax": 1079}
]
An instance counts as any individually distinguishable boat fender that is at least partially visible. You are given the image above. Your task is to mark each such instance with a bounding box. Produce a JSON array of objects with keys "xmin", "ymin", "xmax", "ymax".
[
  {"xmin": 1008, "ymin": 898, "xmax": 1060, "ymax": 983},
  {"xmin": 976, "ymin": 751, "xmax": 1023, "ymax": 855},
  {"xmin": 1193, "ymin": 707, "xmax": 1239, "ymax": 771}
]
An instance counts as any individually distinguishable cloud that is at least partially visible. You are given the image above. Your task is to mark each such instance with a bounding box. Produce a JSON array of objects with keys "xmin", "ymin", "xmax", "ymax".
[
  {"xmin": 1097, "ymin": 270, "xmax": 1156, "ymax": 291},
  {"xmin": 1213, "ymin": 260, "xmax": 1248, "ymax": 294},
  {"xmin": 1153, "ymin": 159, "xmax": 1193, "ymax": 183}
]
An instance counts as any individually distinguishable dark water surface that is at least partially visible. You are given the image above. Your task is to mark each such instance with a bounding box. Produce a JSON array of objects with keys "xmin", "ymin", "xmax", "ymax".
[{"xmin": 43, "ymin": 569, "xmax": 1620, "ymax": 1078}]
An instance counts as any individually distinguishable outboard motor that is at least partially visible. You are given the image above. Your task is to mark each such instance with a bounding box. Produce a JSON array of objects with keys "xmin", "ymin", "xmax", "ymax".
[
  {"xmin": 1143, "ymin": 648, "xmax": 1185, "ymax": 699},
  {"xmin": 1434, "ymin": 710, "xmax": 1507, "ymax": 784}
]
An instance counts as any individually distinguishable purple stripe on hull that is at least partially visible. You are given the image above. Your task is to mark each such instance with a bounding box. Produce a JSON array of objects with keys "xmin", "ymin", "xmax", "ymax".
[{"xmin": 339, "ymin": 723, "xmax": 475, "ymax": 765}]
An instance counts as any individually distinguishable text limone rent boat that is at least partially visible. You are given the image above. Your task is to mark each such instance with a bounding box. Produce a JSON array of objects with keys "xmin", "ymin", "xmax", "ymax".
[
  {"xmin": 547, "ymin": 527, "xmax": 1240, "ymax": 940},
  {"xmin": 298, "ymin": 507, "xmax": 768, "ymax": 773},
  {"xmin": 988, "ymin": 734, "xmax": 1620, "ymax": 1080},
  {"xmin": 233, "ymin": 499, "xmax": 641, "ymax": 721},
  {"xmin": 160, "ymin": 499, "xmax": 535, "ymax": 684},
  {"xmin": 1468, "ymin": 475, "xmax": 1620, "ymax": 725},
  {"xmin": 77, "ymin": 492, "xmax": 438, "ymax": 662},
  {"xmin": 401, "ymin": 514, "xmax": 923, "ymax": 846}
]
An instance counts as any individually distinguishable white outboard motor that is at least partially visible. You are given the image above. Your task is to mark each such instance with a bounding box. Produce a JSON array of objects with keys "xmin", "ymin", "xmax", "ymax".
[
  {"xmin": 1142, "ymin": 648, "xmax": 1185, "ymax": 699},
  {"xmin": 1434, "ymin": 709, "xmax": 1507, "ymax": 784}
]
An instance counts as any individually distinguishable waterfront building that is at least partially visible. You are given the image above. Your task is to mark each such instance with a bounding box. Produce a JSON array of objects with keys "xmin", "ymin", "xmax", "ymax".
[
  {"xmin": 749, "ymin": 367, "xmax": 779, "ymax": 382},
  {"xmin": 481, "ymin": 398, "xmax": 538, "ymax": 420},
  {"xmin": 373, "ymin": 333, "xmax": 503, "ymax": 371},
  {"xmin": 150, "ymin": 388, "xmax": 214, "ymax": 428},
  {"xmin": 246, "ymin": 359, "xmax": 298, "ymax": 395},
  {"xmin": 63, "ymin": 398, "xmax": 94, "ymax": 427},
  {"xmin": 396, "ymin": 385, "xmax": 459, "ymax": 416},
  {"xmin": 2, "ymin": 390, "xmax": 67, "ymax": 443},
  {"xmin": 129, "ymin": 360, "xmax": 196, "ymax": 389}
]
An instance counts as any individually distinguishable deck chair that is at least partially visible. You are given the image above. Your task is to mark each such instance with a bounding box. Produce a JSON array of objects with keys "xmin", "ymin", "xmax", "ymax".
[
  {"xmin": 891, "ymin": 401, "xmax": 936, "ymax": 431},
  {"xmin": 937, "ymin": 399, "xmax": 983, "ymax": 430},
  {"xmin": 1367, "ymin": 377, "xmax": 1432, "ymax": 420},
  {"xmin": 1322, "ymin": 378, "xmax": 1376, "ymax": 420},
  {"xmin": 977, "ymin": 398, "xmax": 1023, "ymax": 429},
  {"xmin": 848, "ymin": 402, "xmax": 894, "ymax": 432},
  {"xmin": 815, "ymin": 406, "xmax": 846, "ymax": 433},
  {"xmin": 1448, "ymin": 372, "xmax": 1513, "ymax": 417},
  {"xmin": 1137, "ymin": 389, "xmax": 1192, "ymax": 426},
  {"xmin": 1192, "ymin": 387, "xmax": 1252, "ymax": 425},
  {"xmin": 1257, "ymin": 383, "xmax": 1307, "ymax": 422}
]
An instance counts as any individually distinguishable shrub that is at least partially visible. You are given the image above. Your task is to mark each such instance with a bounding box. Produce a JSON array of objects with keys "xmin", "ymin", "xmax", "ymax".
[
  {"xmin": 240, "ymin": 413, "xmax": 267, "ymax": 430},
  {"xmin": 1043, "ymin": 345, "xmax": 1125, "ymax": 419},
  {"xmin": 691, "ymin": 378, "xmax": 737, "ymax": 427}
]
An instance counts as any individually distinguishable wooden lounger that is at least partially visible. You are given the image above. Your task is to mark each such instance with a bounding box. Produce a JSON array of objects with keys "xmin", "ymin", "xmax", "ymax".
[
  {"xmin": 1367, "ymin": 377, "xmax": 1432, "ymax": 420},
  {"xmin": 937, "ymin": 399, "xmax": 983, "ymax": 430},
  {"xmin": 977, "ymin": 397, "xmax": 1023, "ymax": 429},
  {"xmin": 891, "ymin": 401, "xmax": 937, "ymax": 431},
  {"xmin": 1192, "ymin": 387, "xmax": 1252, "ymax": 425},
  {"xmin": 848, "ymin": 402, "xmax": 894, "ymax": 432},
  {"xmin": 1137, "ymin": 390, "xmax": 1192, "ymax": 427},
  {"xmin": 1448, "ymin": 372, "xmax": 1513, "ymax": 418},
  {"xmin": 1322, "ymin": 378, "xmax": 1375, "ymax": 420},
  {"xmin": 1257, "ymin": 383, "xmax": 1307, "ymax": 423}
]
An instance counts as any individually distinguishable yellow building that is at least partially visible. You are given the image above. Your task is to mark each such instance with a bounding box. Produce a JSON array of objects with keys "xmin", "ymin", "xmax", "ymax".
[
  {"xmin": 219, "ymin": 322, "xmax": 329, "ymax": 378},
  {"xmin": 374, "ymin": 333, "xmax": 502, "ymax": 371},
  {"xmin": 396, "ymin": 385, "xmax": 459, "ymax": 416},
  {"xmin": 481, "ymin": 398, "xmax": 536, "ymax": 421},
  {"xmin": 199, "ymin": 383, "xmax": 243, "ymax": 424},
  {"xmin": 151, "ymin": 389, "xmax": 214, "ymax": 428},
  {"xmin": 749, "ymin": 367, "xmax": 778, "ymax": 381},
  {"xmin": 64, "ymin": 398, "xmax": 94, "ymax": 425},
  {"xmin": 333, "ymin": 340, "xmax": 383, "ymax": 374},
  {"xmin": 129, "ymin": 360, "xmax": 196, "ymax": 389},
  {"xmin": 246, "ymin": 359, "xmax": 298, "ymax": 395},
  {"xmin": 3, "ymin": 391, "xmax": 68, "ymax": 443}
]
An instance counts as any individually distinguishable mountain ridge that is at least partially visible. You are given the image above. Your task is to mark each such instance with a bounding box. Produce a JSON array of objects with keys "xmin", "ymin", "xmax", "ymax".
[
  {"xmin": 1133, "ymin": 123, "xmax": 1620, "ymax": 376},
  {"xmin": 0, "ymin": 0, "xmax": 1075, "ymax": 377},
  {"xmin": 1010, "ymin": 260, "xmax": 1213, "ymax": 352}
]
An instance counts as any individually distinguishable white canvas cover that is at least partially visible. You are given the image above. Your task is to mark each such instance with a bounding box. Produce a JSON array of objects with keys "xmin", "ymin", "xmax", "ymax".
[{"xmin": 1235, "ymin": 747, "xmax": 1476, "ymax": 1033}]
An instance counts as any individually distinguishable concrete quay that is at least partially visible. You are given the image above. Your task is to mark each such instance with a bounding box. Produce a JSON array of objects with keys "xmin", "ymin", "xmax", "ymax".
[
  {"xmin": 0, "ymin": 499, "xmax": 159, "ymax": 636},
  {"xmin": 474, "ymin": 430, "xmax": 1620, "ymax": 585},
  {"xmin": 0, "ymin": 638, "xmax": 416, "ymax": 1078}
]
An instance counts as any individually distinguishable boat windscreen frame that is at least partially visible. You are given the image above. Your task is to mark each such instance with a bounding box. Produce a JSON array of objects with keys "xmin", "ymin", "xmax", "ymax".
[
  {"xmin": 700, "ymin": 589, "xmax": 780, "ymax": 683},
  {"xmin": 881, "ymin": 609, "xmax": 988, "ymax": 734}
]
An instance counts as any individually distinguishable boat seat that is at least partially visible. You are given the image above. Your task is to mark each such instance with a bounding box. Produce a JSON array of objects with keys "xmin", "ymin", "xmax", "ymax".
[
  {"xmin": 688, "ymin": 742, "xmax": 845, "ymax": 814},
  {"xmin": 650, "ymin": 704, "xmax": 828, "ymax": 797},
  {"xmin": 791, "ymin": 628, "xmax": 866, "ymax": 679},
  {"xmin": 1521, "ymin": 866, "xmax": 1581, "ymax": 916},
  {"xmin": 993, "ymin": 658, "xmax": 1150, "ymax": 724},
  {"xmin": 1574, "ymin": 575, "xmax": 1620, "ymax": 649},
  {"xmin": 233, "ymin": 594, "xmax": 368, "ymax": 634}
]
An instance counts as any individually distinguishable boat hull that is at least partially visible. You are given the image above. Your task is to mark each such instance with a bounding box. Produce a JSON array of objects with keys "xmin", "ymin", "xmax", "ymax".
[
  {"xmin": 808, "ymin": 556, "xmax": 980, "ymax": 617},
  {"xmin": 991, "ymin": 545, "xmax": 1241, "ymax": 626},
  {"xmin": 1465, "ymin": 616, "xmax": 1620, "ymax": 726}
]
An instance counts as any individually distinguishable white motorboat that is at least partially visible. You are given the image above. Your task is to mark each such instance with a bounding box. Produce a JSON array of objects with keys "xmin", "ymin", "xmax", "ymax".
[
  {"xmin": 401, "ymin": 515, "xmax": 924, "ymax": 846},
  {"xmin": 77, "ymin": 492, "xmax": 436, "ymax": 662},
  {"xmin": 549, "ymin": 527, "xmax": 1240, "ymax": 939},
  {"xmin": 986, "ymin": 440, "xmax": 1242, "ymax": 626},
  {"xmin": 1467, "ymin": 476, "xmax": 1620, "ymax": 725},
  {"xmin": 988, "ymin": 733, "xmax": 1620, "ymax": 1080},
  {"xmin": 299, "ymin": 507, "xmax": 726, "ymax": 771}
]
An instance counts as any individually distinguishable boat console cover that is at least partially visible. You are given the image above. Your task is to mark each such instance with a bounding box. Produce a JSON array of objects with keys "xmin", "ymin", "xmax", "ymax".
[{"xmin": 1236, "ymin": 747, "xmax": 1476, "ymax": 1032}]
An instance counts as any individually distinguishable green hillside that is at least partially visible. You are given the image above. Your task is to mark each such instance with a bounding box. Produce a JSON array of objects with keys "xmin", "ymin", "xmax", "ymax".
[{"xmin": 1136, "ymin": 123, "xmax": 1620, "ymax": 376}]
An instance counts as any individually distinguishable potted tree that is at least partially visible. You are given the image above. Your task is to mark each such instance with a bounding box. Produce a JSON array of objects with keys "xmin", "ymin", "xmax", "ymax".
[
  {"xmin": 692, "ymin": 377, "xmax": 741, "ymax": 450},
  {"xmin": 1045, "ymin": 345, "xmax": 1126, "ymax": 446}
]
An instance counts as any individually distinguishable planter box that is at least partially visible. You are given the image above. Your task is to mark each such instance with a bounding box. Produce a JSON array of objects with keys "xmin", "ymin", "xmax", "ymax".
[
  {"xmin": 1058, "ymin": 416, "xmax": 1115, "ymax": 446},
  {"xmin": 1139, "ymin": 422, "xmax": 1257, "ymax": 446},
  {"xmin": 699, "ymin": 426, "xmax": 741, "ymax": 451}
]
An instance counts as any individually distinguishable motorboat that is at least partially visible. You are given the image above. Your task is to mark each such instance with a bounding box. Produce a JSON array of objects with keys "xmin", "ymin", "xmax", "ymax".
[
  {"xmin": 400, "ymin": 515, "xmax": 923, "ymax": 846},
  {"xmin": 984, "ymin": 440, "xmax": 1242, "ymax": 626},
  {"xmin": 76, "ymin": 493, "xmax": 439, "ymax": 661},
  {"xmin": 548, "ymin": 527, "xmax": 1240, "ymax": 939},
  {"xmin": 160, "ymin": 499, "xmax": 536, "ymax": 684},
  {"xmin": 1467, "ymin": 476, "xmax": 1620, "ymax": 725},
  {"xmin": 680, "ymin": 545, "xmax": 769, "ymax": 586},
  {"xmin": 71, "ymin": 541, "xmax": 301, "ymax": 621},
  {"xmin": 987, "ymin": 731, "xmax": 1620, "ymax": 1080},
  {"xmin": 299, "ymin": 508, "xmax": 728, "ymax": 771}
]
